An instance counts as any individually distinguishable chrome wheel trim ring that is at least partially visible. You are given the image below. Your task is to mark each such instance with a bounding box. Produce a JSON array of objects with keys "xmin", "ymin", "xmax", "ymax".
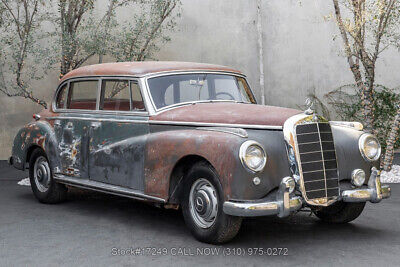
[
  {"xmin": 33, "ymin": 156, "xmax": 51, "ymax": 193},
  {"xmin": 189, "ymin": 178, "xmax": 218, "ymax": 229}
]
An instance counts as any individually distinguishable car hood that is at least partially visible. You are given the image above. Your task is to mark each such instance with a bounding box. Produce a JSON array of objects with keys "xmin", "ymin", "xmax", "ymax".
[{"xmin": 150, "ymin": 102, "xmax": 302, "ymax": 127}]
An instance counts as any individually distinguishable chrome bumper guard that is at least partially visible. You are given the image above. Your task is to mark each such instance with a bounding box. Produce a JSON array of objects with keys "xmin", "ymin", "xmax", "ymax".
[
  {"xmin": 223, "ymin": 177, "xmax": 303, "ymax": 218},
  {"xmin": 341, "ymin": 168, "xmax": 391, "ymax": 203}
]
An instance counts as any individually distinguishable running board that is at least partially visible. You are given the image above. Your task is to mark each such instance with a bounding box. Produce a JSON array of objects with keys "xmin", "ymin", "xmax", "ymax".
[{"xmin": 53, "ymin": 174, "xmax": 165, "ymax": 203}]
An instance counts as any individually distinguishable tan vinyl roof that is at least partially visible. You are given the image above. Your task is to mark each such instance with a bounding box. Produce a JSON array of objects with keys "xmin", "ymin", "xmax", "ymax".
[{"xmin": 60, "ymin": 61, "xmax": 243, "ymax": 82}]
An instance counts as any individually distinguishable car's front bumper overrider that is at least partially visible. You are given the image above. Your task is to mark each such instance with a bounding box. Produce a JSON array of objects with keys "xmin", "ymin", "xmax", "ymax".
[
  {"xmin": 341, "ymin": 167, "xmax": 391, "ymax": 203},
  {"xmin": 223, "ymin": 168, "xmax": 391, "ymax": 218},
  {"xmin": 223, "ymin": 177, "xmax": 303, "ymax": 218}
]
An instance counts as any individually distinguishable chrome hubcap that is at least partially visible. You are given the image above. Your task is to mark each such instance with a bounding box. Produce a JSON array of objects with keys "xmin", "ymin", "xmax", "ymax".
[
  {"xmin": 189, "ymin": 178, "xmax": 218, "ymax": 229},
  {"xmin": 34, "ymin": 156, "xmax": 51, "ymax": 193}
]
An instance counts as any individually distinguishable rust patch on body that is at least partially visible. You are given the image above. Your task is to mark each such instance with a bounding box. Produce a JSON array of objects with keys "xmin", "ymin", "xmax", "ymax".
[
  {"xmin": 60, "ymin": 61, "xmax": 242, "ymax": 83},
  {"xmin": 151, "ymin": 103, "xmax": 301, "ymax": 127},
  {"xmin": 144, "ymin": 130, "xmax": 242, "ymax": 200}
]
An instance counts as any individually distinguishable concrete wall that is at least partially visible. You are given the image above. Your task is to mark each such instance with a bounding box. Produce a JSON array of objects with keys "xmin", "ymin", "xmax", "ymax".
[{"xmin": 1, "ymin": 0, "xmax": 400, "ymax": 159}]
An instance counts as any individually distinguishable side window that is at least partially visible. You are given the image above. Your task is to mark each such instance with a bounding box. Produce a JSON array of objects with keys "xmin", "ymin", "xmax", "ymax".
[
  {"xmin": 68, "ymin": 80, "xmax": 98, "ymax": 110},
  {"xmin": 130, "ymin": 81, "xmax": 145, "ymax": 111},
  {"xmin": 56, "ymin": 83, "xmax": 68, "ymax": 109},
  {"xmin": 101, "ymin": 80, "xmax": 131, "ymax": 111}
]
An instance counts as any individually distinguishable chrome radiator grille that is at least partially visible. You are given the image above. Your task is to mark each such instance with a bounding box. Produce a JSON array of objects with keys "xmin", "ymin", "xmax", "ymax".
[{"xmin": 295, "ymin": 122, "xmax": 339, "ymax": 200}]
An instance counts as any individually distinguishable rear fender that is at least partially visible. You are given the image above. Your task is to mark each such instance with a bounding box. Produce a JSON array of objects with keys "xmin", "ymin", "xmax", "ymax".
[{"xmin": 11, "ymin": 121, "xmax": 59, "ymax": 171}]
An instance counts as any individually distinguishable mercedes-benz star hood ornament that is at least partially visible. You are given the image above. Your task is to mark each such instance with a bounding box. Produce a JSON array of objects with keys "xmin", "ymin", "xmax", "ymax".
[{"xmin": 304, "ymin": 98, "xmax": 314, "ymax": 115}]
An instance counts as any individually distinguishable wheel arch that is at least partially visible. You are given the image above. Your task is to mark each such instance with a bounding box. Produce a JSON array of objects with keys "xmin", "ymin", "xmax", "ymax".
[
  {"xmin": 168, "ymin": 154, "xmax": 213, "ymax": 204},
  {"xmin": 26, "ymin": 145, "xmax": 44, "ymax": 166}
]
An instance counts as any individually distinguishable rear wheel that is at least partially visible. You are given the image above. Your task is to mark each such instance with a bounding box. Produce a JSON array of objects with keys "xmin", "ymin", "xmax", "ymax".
[
  {"xmin": 182, "ymin": 162, "xmax": 242, "ymax": 244},
  {"xmin": 313, "ymin": 201, "xmax": 366, "ymax": 223},
  {"xmin": 29, "ymin": 148, "xmax": 67, "ymax": 204}
]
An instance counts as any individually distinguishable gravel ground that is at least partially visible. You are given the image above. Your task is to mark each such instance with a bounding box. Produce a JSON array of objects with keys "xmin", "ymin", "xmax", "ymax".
[{"xmin": 380, "ymin": 165, "xmax": 400, "ymax": 183}]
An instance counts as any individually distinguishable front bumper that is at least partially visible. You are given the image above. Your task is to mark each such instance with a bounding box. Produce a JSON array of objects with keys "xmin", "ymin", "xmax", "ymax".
[
  {"xmin": 223, "ymin": 168, "xmax": 391, "ymax": 218},
  {"xmin": 341, "ymin": 167, "xmax": 391, "ymax": 203},
  {"xmin": 223, "ymin": 177, "xmax": 303, "ymax": 218}
]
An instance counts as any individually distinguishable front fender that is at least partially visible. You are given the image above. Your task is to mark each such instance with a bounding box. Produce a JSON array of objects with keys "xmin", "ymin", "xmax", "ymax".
[
  {"xmin": 11, "ymin": 121, "xmax": 59, "ymax": 170},
  {"xmin": 144, "ymin": 129, "xmax": 247, "ymax": 200},
  {"xmin": 331, "ymin": 125, "xmax": 379, "ymax": 183}
]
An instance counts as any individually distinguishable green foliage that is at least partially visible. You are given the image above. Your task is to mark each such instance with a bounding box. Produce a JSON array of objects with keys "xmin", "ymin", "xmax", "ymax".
[
  {"xmin": 103, "ymin": 0, "xmax": 182, "ymax": 62},
  {"xmin": 326, "ymin": 84, "xmax": 400, "ymax": 151},
  {"xmin": 0, "ymin": 0, "xmax": 51, "ymax": 107},
  {"xmin": 53, "ymin": 0, "xmax": 181, "ymax": 76},
  {"xmin": 1, "ymin": 0, "xmax": 181, "ymax": 106}
]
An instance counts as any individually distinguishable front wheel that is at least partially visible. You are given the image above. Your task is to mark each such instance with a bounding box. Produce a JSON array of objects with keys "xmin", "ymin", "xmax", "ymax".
[
  {"xmin": 313, "ymin": 201, "xmax": 366, "ymax": 223},
  {"xmin": 182, "ymin": 162, "xmax": 242, "ymax": 244},
  {"xmin": 29, "ymin": 148, "xmax": 67, "ymax": 204}
]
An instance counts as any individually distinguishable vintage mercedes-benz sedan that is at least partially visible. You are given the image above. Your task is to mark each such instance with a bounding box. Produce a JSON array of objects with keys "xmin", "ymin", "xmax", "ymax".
[{"xmin": 9, "ymin": 62, "xmax": 391, "ymax": 243}]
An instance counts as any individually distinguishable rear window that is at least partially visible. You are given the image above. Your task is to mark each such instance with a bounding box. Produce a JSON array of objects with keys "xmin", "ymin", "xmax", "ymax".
[
  {"xmin": 68, "ymin": 80, "xmax": 98, "ymax": 110},
  {"xmin": 56, "ymin": 83, "xmax": 68, "ymax": 109}
]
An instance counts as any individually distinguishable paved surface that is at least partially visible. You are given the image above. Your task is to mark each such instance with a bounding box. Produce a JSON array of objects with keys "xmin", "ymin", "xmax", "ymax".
[{"xmin": 0, "ymin": 162, "xmax": 399, "ymax": 266}]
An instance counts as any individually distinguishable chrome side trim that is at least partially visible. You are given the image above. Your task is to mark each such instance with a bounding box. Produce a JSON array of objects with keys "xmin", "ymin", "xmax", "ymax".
[
  {"xmin": 54, "ymin": 174, "xmax": 165, "ymax": 203},
  {"xmin": 46, "ymin": 116, "xmax": 149, "ymax": 124},
  {"xmin": 150, "ymin": 120, "xmax": 283, "ymax": 130},
  {"xmin": 46, "ymin": 116, "xmax": 281, "ymax": 129},
  {"xmin": 223, "ymin": 177, "xmax": 303, "ymax": 217},
  {"xmin": 196, "ymin": 127, "xmax": 248, "ymax": 138}
]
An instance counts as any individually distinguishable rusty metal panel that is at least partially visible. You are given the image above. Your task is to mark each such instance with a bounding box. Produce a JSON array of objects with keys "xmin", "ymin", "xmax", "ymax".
[
  {"xmin": 150, "ymin": 102, "xmax": 300, "ymax": 127},
  {"xmin": 88, "ymin": 116, "xmax": 149, "ymax": 190},
  {"xmin": 60, "ymin": 62, "xmax": 243, "ymax": 82},
  {"xmin": 144, "ymin": 126, "xmax": 297, "ymax": 202},
  {"xmin": 144, "ymin": 128, "xmax": 244, "ymax": 200},
  {"xmin": 11, "ymin": 119, "xmax": 60, "ymax": 172}
]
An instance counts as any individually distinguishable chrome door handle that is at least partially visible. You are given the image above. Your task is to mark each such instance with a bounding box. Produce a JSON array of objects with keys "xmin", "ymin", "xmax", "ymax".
[
  {"xmin": 54, "ymin": 120, "xmax": 61, "ymax": 128},
  {"xmin": 90, "ymin": 122, "xmax": 101, "ymax": 130}
]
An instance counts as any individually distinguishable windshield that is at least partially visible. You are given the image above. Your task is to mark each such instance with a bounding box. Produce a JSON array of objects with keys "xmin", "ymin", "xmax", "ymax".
[{"xmin": 147, "ymin": 74, "xmax": 256, "ymax": 109}]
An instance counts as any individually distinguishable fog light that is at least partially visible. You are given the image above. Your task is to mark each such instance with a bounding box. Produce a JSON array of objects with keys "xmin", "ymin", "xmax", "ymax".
[
  {"xmin": 351, "ymin": 169, "xmax": 366, "ymax": 187},
  {"xmin": 282, "ymin": 177, "xmax": 296, "ymax": 194},
  {"xmin": 253, "ymin": 177, "xmax": 261, "ymax": 185}
]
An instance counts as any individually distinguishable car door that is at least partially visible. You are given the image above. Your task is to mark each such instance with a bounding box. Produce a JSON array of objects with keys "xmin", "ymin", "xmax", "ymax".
[
  {"xmin": 88, "ymin": 78, "xmax": 149, "ymax": 190},
  {"xmin": 53, "ymin": 79, "xmax": 99, "ymax": 178}
]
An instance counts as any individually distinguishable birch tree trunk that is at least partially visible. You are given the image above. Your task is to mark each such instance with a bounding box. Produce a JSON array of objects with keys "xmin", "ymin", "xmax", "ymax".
[{"xmin": 382, "ymin": 107, "xmax": 400, "ymax": 171}]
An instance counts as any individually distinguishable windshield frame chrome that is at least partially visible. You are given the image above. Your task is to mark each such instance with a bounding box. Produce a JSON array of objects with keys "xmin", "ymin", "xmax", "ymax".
[{"xmin": 143, "ymin": 71, "xmax": 256, "ymax": 115}]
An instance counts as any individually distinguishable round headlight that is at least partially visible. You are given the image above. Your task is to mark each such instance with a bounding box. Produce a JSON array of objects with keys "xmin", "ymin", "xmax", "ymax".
[
  {"xmin": 358, "ymin": 133, "xmax": 381, "ymax": 162},
  {"xmin": 239, "ymin": 141, "xmax": 267, "ymax": 172},
  {"xmin": 351, "ymin": 169, "xmax": 366, "ymax": 187}
]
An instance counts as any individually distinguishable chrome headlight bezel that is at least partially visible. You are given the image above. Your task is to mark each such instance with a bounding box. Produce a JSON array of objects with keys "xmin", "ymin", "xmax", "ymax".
[
  {"xmin": 351, "ymin": 169, "xmax": 366, "ymax": 187},
  {"xmin": 239, "ymin": 140, "xmax": 267, "ymax": 173},
  {"xmin": 358, "ymin": 133, "xmax": 381, "ymax": 162}
]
